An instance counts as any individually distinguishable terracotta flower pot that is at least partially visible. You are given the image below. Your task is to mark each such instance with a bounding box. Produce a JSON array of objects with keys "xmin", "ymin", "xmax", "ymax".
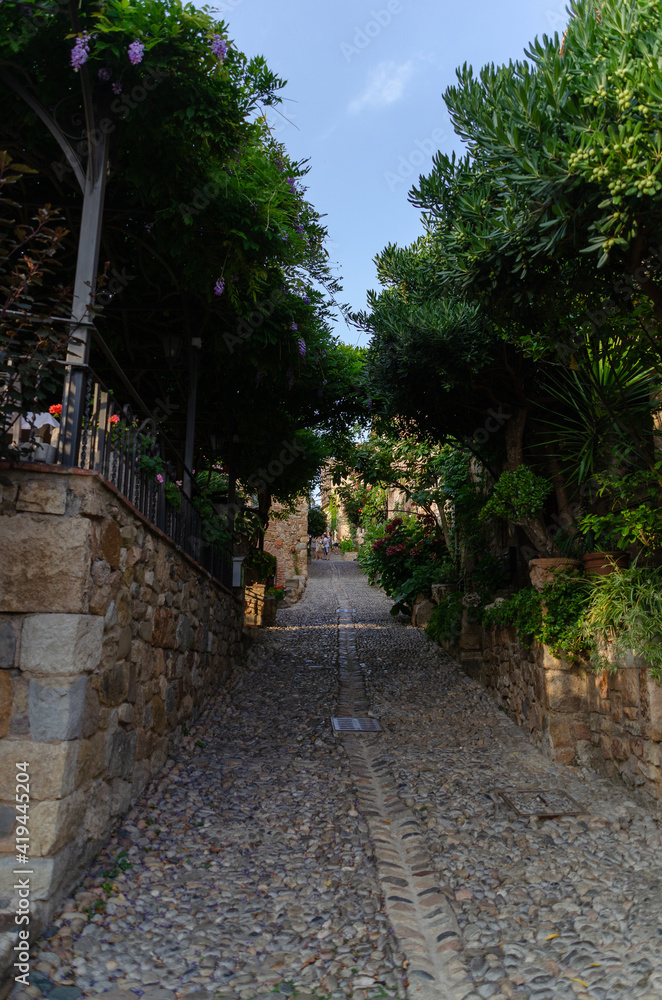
[
  {"xmin": 529, "ymin": 557, "xmax": 582, "ymax": 592},
  {"xmin": 582, "ymin": 551, "xmax": 629, "ymax": 577}
]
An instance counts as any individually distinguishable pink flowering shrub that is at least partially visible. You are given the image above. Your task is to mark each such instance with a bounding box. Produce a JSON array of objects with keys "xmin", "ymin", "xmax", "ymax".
[{"xmin": 358, "ymin": 515, "xmax": 454, "ymax": 616}]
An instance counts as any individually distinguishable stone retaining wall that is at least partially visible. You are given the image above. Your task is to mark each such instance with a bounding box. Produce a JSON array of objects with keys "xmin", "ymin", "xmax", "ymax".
[
  {"xmin": 452, "ymin": 622, "xmax": 662, "ymax": 807},
  {"xmin": 0, "ymin": 465, "xmax": 244, "ymax": 980}
]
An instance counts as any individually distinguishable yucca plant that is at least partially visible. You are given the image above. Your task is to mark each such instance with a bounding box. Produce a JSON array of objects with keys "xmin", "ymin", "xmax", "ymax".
[{"xmin": 539, "ymin": 336, "xmax": 662, "ymax": 490}]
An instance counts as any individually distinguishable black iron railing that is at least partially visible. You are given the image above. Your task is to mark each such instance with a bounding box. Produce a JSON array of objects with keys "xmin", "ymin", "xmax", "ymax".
[{"xmin": 16, "ymin": 361, "xmax": 232, "ymax": 587}]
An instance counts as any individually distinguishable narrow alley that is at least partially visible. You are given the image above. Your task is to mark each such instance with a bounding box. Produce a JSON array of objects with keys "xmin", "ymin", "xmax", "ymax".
[{"xmin": 16, "ymin": 563, "xmax": 662, "ymax": 1000}]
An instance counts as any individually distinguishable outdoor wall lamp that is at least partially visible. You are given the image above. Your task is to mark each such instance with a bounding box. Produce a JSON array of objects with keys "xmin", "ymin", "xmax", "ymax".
[{"xmin": 232, "ymin": 556, "xmax": 245, "ymax": 587}]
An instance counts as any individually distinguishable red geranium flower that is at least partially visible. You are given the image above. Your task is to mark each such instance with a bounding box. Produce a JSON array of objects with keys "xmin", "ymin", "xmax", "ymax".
[{"xmin": 48, "ymin": 403, "xmax": 62, "ymax": 416}]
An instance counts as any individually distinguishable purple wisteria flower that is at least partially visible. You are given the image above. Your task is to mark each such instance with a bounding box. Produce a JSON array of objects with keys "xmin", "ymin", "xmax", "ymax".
[
  {"xmin": 128, "ymin": 40, "xmax": 145, "ymax": 65},
  {"xmin": 302, "ymin": 295, "xmax": 311, "ymax": 304},
  {"xmin": 291, "ymin": 322, "xmax": 297, "ymax": 331},
  {"xmin": 287, "ymin": 177, "xmax": 297, "ymax": 194},
  {"xmin": 214, "ymin": 278, "xmax": 225, "ymax": 296},
  {"xmin": 298, "ymin": 338, "xmax": 306, "ymax": 356},
  {"xmin": 210, "ymin": 34, "xmax": 227, "ymax": 60},
  {"xmin": 71, "ymin": 32, "xmax": 92, "ymax": 71},
  {"xmin": 112, "ymin": 81, "xmax": 123, "ymax": 94},
  {"xmin": 295, "ymin": 224, "xmax": 305, "ymax": 235},
  {"xmin": 98, "ymin": 67, "xmax": 111, "ymax": 81}
]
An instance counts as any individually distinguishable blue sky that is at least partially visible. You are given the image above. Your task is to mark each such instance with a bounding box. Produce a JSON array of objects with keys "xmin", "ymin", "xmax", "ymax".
[{"xmin": 204, "ymin": 0, "xmax": 571, "ymax": 346}]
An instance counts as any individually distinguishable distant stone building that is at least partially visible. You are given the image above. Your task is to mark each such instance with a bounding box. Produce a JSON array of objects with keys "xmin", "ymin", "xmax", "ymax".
[{"xmin": 263, "ymin": 497, "xmax": 309, "ymax": 598}]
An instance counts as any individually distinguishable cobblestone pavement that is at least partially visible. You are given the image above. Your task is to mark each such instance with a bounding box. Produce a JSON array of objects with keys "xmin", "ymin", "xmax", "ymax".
[{"xmin": 13, "ymin": 562, "xmax": 662, "ymax": 1000}]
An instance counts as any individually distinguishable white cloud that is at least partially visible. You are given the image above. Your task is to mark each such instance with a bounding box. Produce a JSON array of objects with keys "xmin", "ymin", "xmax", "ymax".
[{"xmin": 348, "ymin": 61, "xmax": 414, "ymax": 115}]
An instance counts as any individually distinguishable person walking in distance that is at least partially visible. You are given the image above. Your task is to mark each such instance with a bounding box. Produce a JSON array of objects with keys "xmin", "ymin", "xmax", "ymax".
[{"xmin": 323, "ymin": 533, "xmax": 331, "ymax": 560}]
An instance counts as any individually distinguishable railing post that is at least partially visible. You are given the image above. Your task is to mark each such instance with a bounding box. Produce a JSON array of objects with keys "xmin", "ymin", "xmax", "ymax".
[
  {"xmin": 156, "ymin": 480, "xmax": 167, "ymax": 532},
  {"xmin": 182, "ymin": 335, "xmax": 200, "ymax": 497}
]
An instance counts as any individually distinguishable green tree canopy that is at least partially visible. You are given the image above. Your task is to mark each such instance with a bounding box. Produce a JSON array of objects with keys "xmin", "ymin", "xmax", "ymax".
[{"xmin": 1, "ymin": 0, "xmax": 366, "ymax": 509}]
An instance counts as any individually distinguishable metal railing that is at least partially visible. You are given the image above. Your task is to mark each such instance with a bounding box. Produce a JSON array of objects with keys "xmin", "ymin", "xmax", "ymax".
[{"xmin": 16, "ymin": 361, "xmax": 232, "ymax": 587}]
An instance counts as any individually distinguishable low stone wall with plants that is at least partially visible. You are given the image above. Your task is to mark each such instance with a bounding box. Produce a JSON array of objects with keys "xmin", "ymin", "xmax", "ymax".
[
  {"xmin": 447, "ymin": 619, "xmax": 662, "ymax": 808},
  {"xmin": 0, "ymin": 465, "xmax": 244, "ymax": 978}
]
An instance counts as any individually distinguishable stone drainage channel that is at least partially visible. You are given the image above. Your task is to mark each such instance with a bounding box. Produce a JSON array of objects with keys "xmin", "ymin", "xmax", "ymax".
[{"xmin": 330, "ymin": 566, "xmax": 480, "ymax": 1000}]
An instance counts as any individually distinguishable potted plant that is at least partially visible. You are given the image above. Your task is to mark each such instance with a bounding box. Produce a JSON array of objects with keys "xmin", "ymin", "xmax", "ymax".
[
  {"xmin": 339, "ymin": 538, "xmax": 358, "ymax": 561},
  {"xmin": 262, "ymin": 585, "xmax": 287, "ymax": 626},
  {"xmin": 576, "ymin": 519, "xmax": 630, "ymax": 577}
]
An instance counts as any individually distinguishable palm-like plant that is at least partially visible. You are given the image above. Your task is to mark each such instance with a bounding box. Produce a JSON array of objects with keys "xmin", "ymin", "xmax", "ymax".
[{"xmin": 539, "ymin": 336, "xmax": 662, "ymax": 489}]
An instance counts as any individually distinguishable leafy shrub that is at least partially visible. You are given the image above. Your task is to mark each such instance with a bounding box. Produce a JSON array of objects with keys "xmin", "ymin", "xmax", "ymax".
[
  {"xmin": 542, "ymin": 575, "xmax": 592, "ymax": 656},
  {"xmin": 479, "ymin": 566, "xmax": 662, "ymax": 675},
  {"xmin": 482, "ymin": 588, "xmax": 543, "ymax": 639},
  {"xmin": 358, "ymin": 515, "xmax": 452, "ymax": 613},
  {"xmin": 339, "ymin": 538, "xmax": 355, "ymax": 553},
  {"xmin": 425, "ymin": 594, "xmax": 464, "ymax": 643},
  {"xmin": 578, "ymin": 465, "xmax": 662, "ymax": 551},
  {"xmin": 481, "ymin": 575, "xmax": 591, "ymax": 658},
  {"xmin": 466, "ymin": 553, "xmax": 510, "ymax": 599},
  {"xmin": 244, "ymin": 548, "xmax": 277, "ymax": 582},
  {"xmin": 392, "ymin": 559, "xmax": 456, "ymax": 616},
  {"xmin": 479, "ymin": 466, "xmax": 551, "ymax": 524}
]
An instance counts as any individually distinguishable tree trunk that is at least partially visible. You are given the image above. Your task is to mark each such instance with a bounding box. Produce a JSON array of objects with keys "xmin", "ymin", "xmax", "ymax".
[
  {"xmin": 521, "ymin": 516, "xmax": 555, "ymax": 556},
  {"xmin": 257, "ymin": 485, "xmax": 272, "ymax": 544},
  {"xmin": 504, "ymin": 408, "xmax": 527, "ymax": 470},
  {"xmin": 546, "ymin": 454, "xmax": 576, "ymax": 533},
  {"xmin": 435, "ymin": 500, "xmax": 454, "ymax": 551}
]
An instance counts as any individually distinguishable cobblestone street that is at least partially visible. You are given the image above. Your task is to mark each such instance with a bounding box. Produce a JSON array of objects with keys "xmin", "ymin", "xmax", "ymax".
[{"xmin": 14, "ymin": 562, "xmax": 662, "ymax": 1000}]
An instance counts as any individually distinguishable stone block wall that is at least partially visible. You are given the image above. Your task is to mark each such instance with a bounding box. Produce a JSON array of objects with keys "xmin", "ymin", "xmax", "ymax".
[
  {"xmin": 0, "ymin": 466, "xmax": 244, "ymax": 978},
  {"xmin": 244, "ymin": 583, "xmax": 277, "ymax": 627},
  {"xmin": 585, "ymin": 654, "xmax": 662, "ymax": 802},
  {"xmin": 263, "ymin": 497, "xmax": 308, "ymax": 596},
  {"xmin": 451, "ymin": 621, "xmax": 662, "ymax": 807}
]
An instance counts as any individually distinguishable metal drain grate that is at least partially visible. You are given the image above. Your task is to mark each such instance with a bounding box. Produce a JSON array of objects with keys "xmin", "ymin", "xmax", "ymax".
[
  {"xmin": 331, "ymin": 717, "xmax": 382, "ymax": 732},
  {"xmin": 307, "ymin": 664, "xmax": 333, "ymax": 669},
  {"xmin": 497, "ymin": 788, "xmax": 582, "ymax": 818},
  {"xmin": 336, "ymin": 608, "xmax": 356, "ymax": 613}
]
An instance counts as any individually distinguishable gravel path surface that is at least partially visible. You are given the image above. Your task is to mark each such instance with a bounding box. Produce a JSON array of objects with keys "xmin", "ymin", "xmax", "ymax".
[{"xmin": 13, "ymin": 560, "xmax": 662, "ymax": 1000}]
